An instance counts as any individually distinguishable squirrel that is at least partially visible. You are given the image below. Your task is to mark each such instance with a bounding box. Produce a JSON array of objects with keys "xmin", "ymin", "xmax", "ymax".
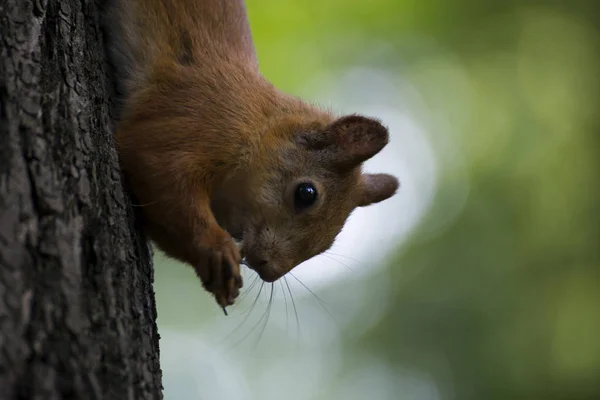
[{"xmin": 104, "ymin": 0, "xmax": 399, "ymax": 312}]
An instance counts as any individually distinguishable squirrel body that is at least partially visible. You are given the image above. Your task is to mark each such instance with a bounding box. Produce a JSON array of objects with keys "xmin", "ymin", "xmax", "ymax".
[{"xmin": 106, "ymin": 0, "xmax": 399, "ymax": 310}]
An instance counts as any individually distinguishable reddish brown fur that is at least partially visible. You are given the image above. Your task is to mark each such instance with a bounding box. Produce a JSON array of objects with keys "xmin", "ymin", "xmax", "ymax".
[{"xmin": 110, "ymin": 0, "xmax": 399, "ymax": 310}]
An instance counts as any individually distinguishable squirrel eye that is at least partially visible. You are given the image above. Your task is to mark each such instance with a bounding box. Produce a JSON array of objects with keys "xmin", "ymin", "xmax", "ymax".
[{"xmin": 294, "ymin": 182, "xmax": 318, "ymax": 210}]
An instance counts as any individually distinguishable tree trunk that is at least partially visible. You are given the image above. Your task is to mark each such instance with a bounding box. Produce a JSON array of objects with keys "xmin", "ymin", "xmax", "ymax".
[{"xmin": 0, "ymin": 0, "xmax": 163, "ymax": 399}]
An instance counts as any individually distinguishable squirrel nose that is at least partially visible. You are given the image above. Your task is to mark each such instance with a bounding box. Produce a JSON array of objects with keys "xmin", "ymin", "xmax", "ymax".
[
  {"xmin": 246, "ymin": 255, "xmax": 282, "ymax": 282},
  {"xmin": 256, "ymin": 259, "xmax": 268, "ymax": 268},
  {"xmin": 246, "ymin": 254, "xmax": 268, "ymax": 270}
]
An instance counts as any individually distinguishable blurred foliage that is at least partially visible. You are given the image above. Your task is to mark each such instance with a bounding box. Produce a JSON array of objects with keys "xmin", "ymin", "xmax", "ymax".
[
  {"xmin": 250, "ymin": 0, "xmax": 600, "ymax": 399},
  {"xmin": 157, "ymin": 1, "xmax": 600, "ymax": 399}
]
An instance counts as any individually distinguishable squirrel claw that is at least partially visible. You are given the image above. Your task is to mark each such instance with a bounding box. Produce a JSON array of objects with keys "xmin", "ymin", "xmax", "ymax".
[{"xmin": 196, "ymin": 234, "xmax": 243, "ymax": 312}]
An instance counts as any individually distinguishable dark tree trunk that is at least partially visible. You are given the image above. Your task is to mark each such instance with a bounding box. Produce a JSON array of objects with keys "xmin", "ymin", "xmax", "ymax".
[{"xmin": 0, "ymin": 0, "xmax": 163, "ymax": 399}]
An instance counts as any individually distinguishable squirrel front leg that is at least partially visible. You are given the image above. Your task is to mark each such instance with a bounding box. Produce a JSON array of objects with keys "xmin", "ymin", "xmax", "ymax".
[
  {"xmin": 145, "ymin": 187, "xmax": 243, "ymax": 309},
  {"xmin": 115, "ymin": 106, "xmax": 244, "ymax": 309},
  {"xmin": 190, "ymin": 192, "xmax": 243, "ymax": 308}
]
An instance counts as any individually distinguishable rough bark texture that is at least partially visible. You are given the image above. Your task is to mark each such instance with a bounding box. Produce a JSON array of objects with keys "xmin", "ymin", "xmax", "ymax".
[{"xmin": 0, "ymin": 0, "xmax": 163, "ymax": 399}]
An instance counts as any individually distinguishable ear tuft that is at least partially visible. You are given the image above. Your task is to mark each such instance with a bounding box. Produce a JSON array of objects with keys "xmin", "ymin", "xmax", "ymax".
[
  {"xmin": 358, "ymin": 173, "xmax": 399, "ymax": 207},
  {"xmin": 299, "ymin": 115, "xmax": 390, "ymax": 170}
]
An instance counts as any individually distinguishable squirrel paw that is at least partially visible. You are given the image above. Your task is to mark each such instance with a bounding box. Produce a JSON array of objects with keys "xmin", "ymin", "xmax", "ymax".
[{"xmin": 196, "ymin": 236, "xmax": 243, "ymax": 309}]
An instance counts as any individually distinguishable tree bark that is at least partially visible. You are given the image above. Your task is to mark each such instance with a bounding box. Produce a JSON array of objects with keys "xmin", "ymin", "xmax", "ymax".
[{"xmin": 0, "ymin": 0, "xmax": 163, "ymax": 399}]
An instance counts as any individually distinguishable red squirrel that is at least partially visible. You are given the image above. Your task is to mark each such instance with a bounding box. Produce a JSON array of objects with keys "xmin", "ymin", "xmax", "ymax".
[{"xmin": 105, "ymin": 0, "xmax": 399, "ymax": 312}]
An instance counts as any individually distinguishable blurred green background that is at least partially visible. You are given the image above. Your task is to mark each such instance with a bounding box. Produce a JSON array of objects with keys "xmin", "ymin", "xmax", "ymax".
[{"xmin": 155, "ymin": 0, "xmax": 600, "ymax": 399}]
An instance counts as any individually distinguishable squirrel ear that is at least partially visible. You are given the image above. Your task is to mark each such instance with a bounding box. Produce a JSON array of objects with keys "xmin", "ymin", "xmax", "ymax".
[
  {"xmin": 357, "ymin": 173, "xmax": 399, "ymax": 207},
  {"xmin": 298, "ymin": 115, "xmax": 390, "ymax": 170}
]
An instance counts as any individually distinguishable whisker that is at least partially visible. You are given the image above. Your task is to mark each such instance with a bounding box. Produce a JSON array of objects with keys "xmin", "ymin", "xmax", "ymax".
[
  {"xmin": 221, "ymin": 281, "xmax": 265, "ymax": 348},
  {"xmin": 289, "ymin": 272, "xmax": 338, "ymax": 326},
  {"xmin": 325, "ymin": 251, "xmax": 361, "ymax": 263},
  {"xmin": 253, "ymin": 283, "xmax": 275, "ymax": 349},
  {"xmin": 284, "ymin": 276, "xmax": 302, "ymax": 349},
  {"xmin": 230, "ymin": 283, "xmax": 272, "ymax": 350},
  {"xmin": 279, "ymin": 280, "xmax": 289, "ymax": 337},
  {"xmin": 322, "ymin": 253, "xmax": 356, "ymax": 273},
  {"xmin": 239, "ymin": 279, "xmax": 264, "ymax": 316},
  {"xmin": 237, "ymin": 274, "xmax": 260, "ymax": 304}
]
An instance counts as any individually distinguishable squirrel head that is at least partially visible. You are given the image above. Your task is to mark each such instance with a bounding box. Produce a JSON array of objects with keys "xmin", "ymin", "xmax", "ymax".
[{"xmin": 212, "ymin": 113, "xmax": 399, "ymax": 282}]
